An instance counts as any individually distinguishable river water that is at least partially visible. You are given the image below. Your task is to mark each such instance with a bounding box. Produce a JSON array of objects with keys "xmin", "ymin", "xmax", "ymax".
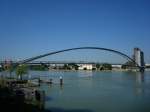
[
  {"xmin": 1, "ymin": 70, "xmax": 150, "ymax": 112},
  {"xmin": 27, "ymin": 71, "xmax": 150, "ymax": 112}
]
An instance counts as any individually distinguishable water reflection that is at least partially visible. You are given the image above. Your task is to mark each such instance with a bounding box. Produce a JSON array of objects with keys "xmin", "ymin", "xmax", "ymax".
[
  {"xmin": 77, "ymin": 71, "xmax": 93, "ymax": 77},
  {"xmin": 135, "ymin": 72, "xmax": 144, "ymax": 84},
  {"xmin": 60, "ymin": 84, "xmax": 63, "ymax": 90},
  {"xmin": 135, "ymin": 72, "xmax": 145, "ymax": 95}
]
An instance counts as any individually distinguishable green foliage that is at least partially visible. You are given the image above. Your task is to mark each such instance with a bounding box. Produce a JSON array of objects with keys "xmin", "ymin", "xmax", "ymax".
[
  {"xmin": 83, "ymin": 67, "xmax": 87, "ymax": 70},
  {"xmin": 74, "ymin": 66, "xmax": 79, "ymax": 70},
  {"xmin": 96, "ymin": 63, "xmax": 112, "ymax": 70},
  {"xmin": 3, "ymin": 63, "xmax": 14, "ymax": 78},
  {"xmin": 16, "ymin": 64, "xmax": 28, "ymax": 80},
  {"xmin": 96, "ymin": 63, "xmax": 101, "ymax": 69},
  {"xmin": 121, "ymin": 65, "xmax": 127, "ymax": 69},
  {"xmin": 63, "ymin": 64, "xmax": 71, "ymax": 70},
  {"xmin": 63, "ymin": 64, "xmax": 68, "ymax": 69},
  {"xmin": 0, "ymin": 67, "xmax": 3, "ymax": 72},
  {"xmin": 102, "ymin": 63, "xmax": 112, "ymax": 70},
  {"xmin": 122, "ymin": 61, "xmax": 135, "ymax": 69},
  {"xmin": 68, "ymin": 63, "xmax": 79, "ymax": 70},
  {"xmin": 100, "ymin": 66, "xmax": 104, "ymax": 70},
  {"xmin": 146, "ymin": 65, "xmax": 150, "ymax": 68},
  {"xmin": 29, "ymin": 65, "xmax": 48, "ymax": 71},
  {"xmin": 7, "ymin": 65, "xmax": 13, "ymax": 78},
  {"xmin": 92, "ymin": 68, "xmax": 96, "ymax": 70}
]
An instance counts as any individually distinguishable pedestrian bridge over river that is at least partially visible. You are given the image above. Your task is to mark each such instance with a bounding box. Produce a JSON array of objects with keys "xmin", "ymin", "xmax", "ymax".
[{"xmin": 1, "ymin": 47, "xmax": 145, "ymax": 71}]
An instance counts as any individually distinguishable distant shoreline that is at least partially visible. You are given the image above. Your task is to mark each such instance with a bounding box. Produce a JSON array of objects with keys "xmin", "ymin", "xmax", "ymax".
[{"xmin": 46, "ymin": 69, "xmax": 144, "ymax": 72}]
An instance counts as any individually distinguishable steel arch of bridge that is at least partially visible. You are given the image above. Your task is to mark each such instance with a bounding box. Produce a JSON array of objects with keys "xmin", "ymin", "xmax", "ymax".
[{"xmin": 19, "ymin": 47, "xmax": 139, "ymax": 67}]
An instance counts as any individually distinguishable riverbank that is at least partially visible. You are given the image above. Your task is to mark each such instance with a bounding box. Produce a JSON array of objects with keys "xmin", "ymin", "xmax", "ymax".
[
  {"xmin": 145, "ymin": 68, "xmax": 150, "ymax": 71},
  {"xmin": 0, "ymin": 86, "xmax": 41, "ymax": 112},
  {"xmin": 0, "ymin": 78, "xmax": 48, "ymax": 112},
  {"xmin": 47, "ymin": 69, "xmax": 141, "ymax": 72}
]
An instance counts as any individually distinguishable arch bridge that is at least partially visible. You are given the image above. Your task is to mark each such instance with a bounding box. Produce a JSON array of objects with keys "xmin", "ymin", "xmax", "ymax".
[{"xmin": 19, "ymin": 47, "xmax": 141, "ymax": 69}]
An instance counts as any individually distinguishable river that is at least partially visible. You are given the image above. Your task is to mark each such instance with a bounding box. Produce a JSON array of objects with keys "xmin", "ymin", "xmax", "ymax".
[
  {"xmin": 1, "ymin": 70, "xmax": 150, "ymax": 112},
  {"xmin": 27, "ymin": 71, "xmax": 150, "ymax": 112}
]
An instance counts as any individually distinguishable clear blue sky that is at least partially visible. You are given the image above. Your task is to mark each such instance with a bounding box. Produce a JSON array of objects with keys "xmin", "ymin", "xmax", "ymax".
[{"xmin": 0, "ymin": 0, "xmax": 150, "ymax": 63}]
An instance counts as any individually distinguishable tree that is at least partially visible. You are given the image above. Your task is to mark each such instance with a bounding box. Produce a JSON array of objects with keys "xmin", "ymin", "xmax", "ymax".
[
  {"xmin": 63, "ymin": 64, "xmax": 71, "ymax": 70},
  {"xmin": 4, "ymin": 63, "xmax": 13, "ymax": 78},
  {"xmin": 68, "ymin": 63, "xmax": 79, "ymax": 70},
  {"xmin": 63, "ymin": 64, "xmax": 67, "ymax": 70},
  {"xmin": 16, "ymin": 64, "xmax": 28, "ymax": 80},
  {"xmin": 0, "ymin": 65, "xmax": 4, "ymax": 72},
  {"xmin": 74, "ymin": 65, "xmax": 79, "ymax": 70},
  {"xmin": 92, "ymin": 68, "xmax": 96, "ymax": 70},
  {"xmin": 96, "ymin": 63, "xmax": 101, "ymax": 70},
  {"xmin": 7, "ymin": 65, "xmax": 13, "ymax": 78},
  {"xmin": 29, "ymin": 64, "xmax": 48, "ymax": 71},
  {"xmin": 102, "ymin": 63, "xmax": 112, "ymax": 70},
  {"xmin": 83, "ymin": 67, "xmax": 87, "ymax": 70},
  {"xmin": 100, "ymin": 66, "xmax": 104, "ymax": 71}
]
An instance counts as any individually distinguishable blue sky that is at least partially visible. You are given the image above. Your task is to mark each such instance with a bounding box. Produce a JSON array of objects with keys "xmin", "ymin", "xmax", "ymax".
[{"xmin": 0, "ymin": 0, "xmax": 150, "ymax": 63}]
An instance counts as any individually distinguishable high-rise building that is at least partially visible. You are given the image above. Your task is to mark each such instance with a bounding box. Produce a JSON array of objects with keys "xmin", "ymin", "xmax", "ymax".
[{"xmin": 133, "ymin": 48, "xmax": 145, "ymax": 67}]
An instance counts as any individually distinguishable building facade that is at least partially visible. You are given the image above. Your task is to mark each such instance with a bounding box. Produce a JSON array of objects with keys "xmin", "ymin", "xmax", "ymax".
[
  {"xmin": 78, "ymin": 64, "xmax": 93, "ymax": 70},
  {"xmin": 133, "ymin": 48, "xmax": 145, "ymax": 67},
  {"xmin": 111, "ymin": 64, "xmax": 122, "ymax": 69}
]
